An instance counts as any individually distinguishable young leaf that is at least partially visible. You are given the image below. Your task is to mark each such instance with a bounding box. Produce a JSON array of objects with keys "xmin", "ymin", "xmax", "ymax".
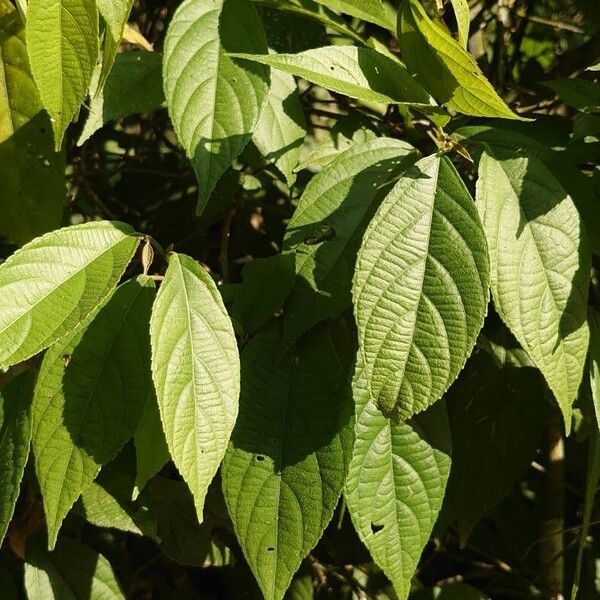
[
  {"xmin": 79, "ymin": 51, "xmax": 165, "ymax": 145},
  {"xmin": 222, "ymin": 322, "xmax": 354, "ymax": 600},
  {"xmin": 230, "ymin": 45, "xmax": 438, "ymax": 108},
  {"xmin": 253, "ymin": 66, "xmax": 307, "ymax": 185},
  {"xmin": 0, "ymin": 372, "xmax": 34, "ymax": 545},
  {"xmin": 26, "ymin": 0, "xmax": 99, "ymax": 148},
  {"xmin": 24, "ymin": 534, "xmax": 125, "ymax": 599},
  {"xmin": 0, "ymin": 2, "xmax": 65, "ymax": 245},
  {"xmin": 312, "ymin": 0, "xmax": 395, "ymax": 30},
  {"xmin": 345, "ymin": 357, "xmax": 451, "ymax": 600},
  {"xmin": 133, "ymin": 395, "xmax": 170, "ymax": 499},
  {"xmin": 398, "ymin": 0, "xmax": 521, "ymax": 119},
  {"xmin": 95, "ymin": 0, "xmax": 134, "ymax": 92},
  {"xmin": 353, "ymin": 154, "xmax": 490, "ymax": 419},
  {"xmin": 150, "ymin": 253, "xmax": 240, "ymax": 522},
  {"xmin": 163, "ymin": 0, "xmax": 269, "ymax": 214},
  {"xmin": 32, "ymin": 276, "xmax": 155, "ymax": 549},
  {"xmin": 441, "ymin": 351, "xmax": 548, "ymax": 543},
  {"xmin": 475, "ymin": 148, "xmax": 590, "ymax": 432},
  {"xmin": 282, "ymin": 137, "xmax": 417, "ymax": 350},
  {"xmin": 0, "ymin": 220, "xmax": 140, "ymax": 369}
]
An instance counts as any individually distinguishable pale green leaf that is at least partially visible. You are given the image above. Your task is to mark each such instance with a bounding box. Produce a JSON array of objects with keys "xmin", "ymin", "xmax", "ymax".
[
  {"xmin": 26, "ymin": 0, "xmax": 99, "ymax": 148},
  {"xmin": 222, "ymin": 322, "xmax": 354, "ymax": 600},
  {"xmin": 542, "ymin": 78, "xmax": 600, "ymax": 112},
  {"xmin": 475, "ymin": 148, "xmax": 590, "ymax": 432},
  {"xmin": 253, "ymin": 66, "xmax": 306, "ymax": 185},
  {"xmin": 95, "ymin": 0, "xmax": 133, "ymax": 92},
  {"xmin": 282, "ymin": 138, "xmax": 417, "ymax": 351},
  {"xmin": 0, "ymin": 0, "xmax": 41, "ymax": 141},
  {"xmin": 345, "ymin": 356, "xmax": 451, "ymax": 600},
  {"xmin": 398, "ymin": 0, "xmax": 522, "ymax": 119},
  {"xmin": 0, "ymin": 220, "xmax": 140, "ymax": 369},
  {"xmin": 0, "ymin": 2, "xmax": 65, "ymax": 245},
  {"xmin": 25, "ymin": 534, "xmax": 124, "ymax": 599},
  {"xmin": 150, "ymin": 253, "xmax": 240, "ymax": 522},
  {"xmin": 79, "ymin": 50, "xmax": 164, "ymax": 144},
  {"xmin": 230, "ymin": 45, "xmax": 438, "ymax": 108},
  {"xmin": 32, "ymin": 276, "xmax": 155, "ymax": 549},
  {"xmin": 0, "ymin": 371, "xmax": 34, "ymax": 545},
  {"xmin": 133, "ymin": 395, "xmax": 170, "ymax": 499},
  {"xmin": 353, "ymin": 154, "xmax": 490, "ymax": 418},
  {"xmin": 312, "ymin": 0, "xmax": 395, "ymax": 30},
  {"xmin": 441, "ymin": 351, "xmax": 548, "ymax": 543},
  {"xmin": 163, "ymin": 0, "xmax": 269, "ymax": 214},
  {"xmin": 448, "ymin": 0, "xmax": 469, "ymax": 48}
]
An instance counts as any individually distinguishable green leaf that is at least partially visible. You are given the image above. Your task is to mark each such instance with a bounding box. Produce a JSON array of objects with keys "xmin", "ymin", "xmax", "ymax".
[
  {"xmin": 353, "ymin": 154, "xmax": 490, "ymax": 418},
  {"xmin": 32, "ymin": 276, "xmax": 155, "ymax": 549},
  {"xmin": 448, "ymin": 0, "xmax": 469, "ymax": 48},
  {"xmin": 24, "ymin": 534, "xmax": 124, "ymax": 599},
  {"xmin": 441, "ymin": 351, "xmax": 548, "ymax": 543},
  {"xmin": 26, "ymin": 0, "xmax": 99, "ymax": 148},
  {"xmin": 475, "ymin": 147, "xmax": 590, "ymax": 432},
  {"xmin": 345, "ymin": 356, "xmax": 451, "ymax": 600},
  {"xmin": 227, "ymin": 253, "xmax": 296, "ymax": 335},
  {"xmin": 312, "ymin": 0, "xmax": 395, "ymax": 30},
  {"xmin": 253, "ymin": 65, "xmax": 306, "ymax": 185},
  {"xmin": 79, "ymin": 50, "xmax": 165, "ymax": 144},
  {"xmin": 95, "ymin": 0, "xmax": 134, "ymax": 92},
  {"xmin": 0, "ymin": 3, "xmax": 65, "ymax": 245},
  {"xmin": 398, "ymin": 0, "xmax": 521, "ymax": 119},
  {"xmin": 542, "ymin": 78, "xmax": 600, "ymax": 111},
  {"xmin": 230, "ymin": 45, "xmax": 438, "ymax": 108},
  {"xmin": 133, "ymin": 395, "xmax": 170, "ymax": 499},
  {"xmin": 150, "ymin": 253, "xmax": 240, "ymax": 522},
  {"xmin": 282, "ymin": 137, "xmax": 416, "ymax": 351},
  {"xmin": 0, "ymin": 1, "xmax": 42, "ymax": 141},
  {"xmin": 0, "ymin": 220, "xmax": 140, "ymax": 369},
  {"xmin": 0, "ymin": 371, "xmax": 34, "ymax": 545},
  {"xmin": 163, "ymin": 0, "xmax": 269, "ymax": 214},
  {"xmin": 222, "ymin": 321, "xmax": 354, "ymax": 600}
]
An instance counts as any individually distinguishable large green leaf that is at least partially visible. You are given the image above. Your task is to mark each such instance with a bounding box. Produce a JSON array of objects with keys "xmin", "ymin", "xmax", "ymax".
[
  {"xmin": 222, "ymin": 322, "xmax": 354, "ymax": 600},
  {"xmin": 24, "ymin": 534, "xmax": 124, "ymax": 599},
  {"xmin": 312, "ymin": 0, "xmax": 395, "ymax": 30},
  {"xmin": 79, "ymin": 51, "xmax": 165, "ymax": 144},
  {"xmin": 353, "ymin": 154, "xmax": 490, "ymax": 419},
  {"xmin": 475, "ymin": 148, "xmax": 590, "ymax": 431},
  {"xmin": 0, "ymin": 220, "xmax": 140, "ymax": 369},
  {"xmin": 441, "ymin": 351, "xmax": 548, "ymax": 543},
  {"xmin": 0, "ymin": 2, "xmax": 65, "ymax": 245},
  {"xmin": 230, "ymin": 45, "xmax": 438, "ymax": 108},
  {"xmin": 32, "ymin": 276, "xmax": 155, "ymax": 549},
  {"xmin": 542, "ymin": 78, "xmax": 600, "ymax": 112},
  {"xmin": 398, "ymin": 0, "xmax": 521, "ymax": 119},
  {"xmin": 0, "ymin": 371, "xmax": 34, "ymax": 545},
  {"xmin": 253, "ymin": 65, "xmax": 306, "ymax": 185},
  {"xmin": 282, "ymin": 138, "xmax": 416, "ymax": 350},
  {"xmin": 150, "ymin": 253, "xmax": 240, "ymax": 522},
  {"xmin": 95, "ymin": 0, "xmax": 134, "ymax": 92},
  {"xmin": 345, "ymin": 357, "xmax": 451, "ymax": 600},
  {"xmin": 26, "ymin": 0, "xmax": 98, "ymax": 148},
  {"xmin": 163, "ymin": 0, "xmax": 269, "ymax": 214}
]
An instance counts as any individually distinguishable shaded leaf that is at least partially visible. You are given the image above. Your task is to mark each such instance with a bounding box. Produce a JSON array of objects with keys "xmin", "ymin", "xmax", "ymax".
[
  {"xmin": 222, "ymin": 322, "xmax": 354, "ymax": 600},
  {"xmin": 32, "ymin": 276, "xmax": 155, "ymax": 549},
  {"xmin": 345, "ymin": 356, "xmax": 451, "ymax": 600},
  {"xmin": 353, "ymin": 154, "xmax": 490, "ymax": 418},
  {"xmin": 543, "ymin": 78, "xmax": 600, "ymax": 111}
]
